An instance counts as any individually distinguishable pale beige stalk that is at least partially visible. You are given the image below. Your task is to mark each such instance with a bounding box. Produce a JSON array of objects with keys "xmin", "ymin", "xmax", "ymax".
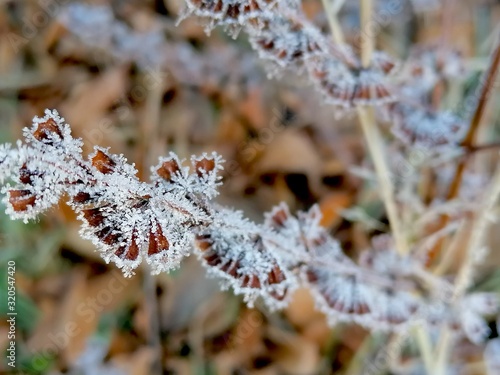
[
  {"xmin": 356, "ymin": 0, "xmax": 408, "ymax": 255},
  {"xmin": 321, "ymin": 0, "xmax": 346, "ymax": 45},
  {"xmin": 357, "ymin": 107, "xmax": 408, "ymax": 255},
  {"xmin": 453, "ymin": 160, "xmax": 500, "ymax": 299}
]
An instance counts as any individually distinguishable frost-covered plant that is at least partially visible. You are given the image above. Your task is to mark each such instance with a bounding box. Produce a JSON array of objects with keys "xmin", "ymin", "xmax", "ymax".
[
  {"xmin": 0, "ymin": 109, "xmax": 497, "ymax": 343},
  {"xmin": 4, "ymin": 0, "xmax": 500, "ymax": 373}
]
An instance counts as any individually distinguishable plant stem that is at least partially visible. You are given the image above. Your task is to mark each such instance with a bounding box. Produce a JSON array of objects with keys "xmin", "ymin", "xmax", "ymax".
[
  {"xmin": 414, "ymin": 325, "xmax": 434, "ymax": 374},
  {"xmin": 321, "ymin": 0, "xmax": 346, "ymax": 45},
  {"xmin": 360, "ymin": 0, "xmax": 374, "ymax": 68},
  {"xmin": 427, "ymin": 33, "xmax": 500, "ymax": 266},
  {"xmin": 453, "ymin": 160, "xmax": 500, "ymax": 299},
  {"xmin": 355, "ymin": 0, "xmax": 408, "ymax": 255},
  {"xmin": 357, "ymin": 107, "xmax": 408, "ymax": 255},
  {"xmin": 434, "ymin": 326, "xmax": 452, "ymax": 375}
]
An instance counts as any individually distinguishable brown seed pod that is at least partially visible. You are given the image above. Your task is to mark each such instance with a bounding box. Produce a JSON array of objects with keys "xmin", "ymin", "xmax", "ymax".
[
  {"xmin": 115, "ymin": 230, "xmax": 140, "ymax": 261},
  {"xmin": 307, "ymin": 269, "xmax": 372, "ymax": 316},
  {"xmin": 194, "ymin": 227, "xmax": 292, "ymax": 307},
  {"xmin": 194, "ymin": 157, "xmax": 216, "ymax": 177},
  {"xmin": 91, "ymin": 149, "xmax": 116, "ymax": 174},
  {"xmin": 185, "ymin": 0, "xmax": 275, "ymax": 28},
  {"xmin": 8, "ymin": 189, "xmax": 36, "ymax": 212},
  {"xmin": 33, "ymin": 117, "xmax": 63, "ymax": 144},
  {"xmin": 19, "ymin": 163, "xmax": 37, "ymax": 184},
  {"xmin": 94, "ymin": 225, "xmax": 121, "ymax": 246},
  {"xmin": 148, "ymin": 223, "xmax": 170, "ymax": 256},
  {"xmin": 157, "ymin": 158, "xmax": 181, "ymax": 182},
  {"xmin": 82, "ymin": 207, "xmax": 106, "ymax": 227},
  {"xmin": 72, "ymin": 192, "xmax": 94, "ymax": 205}
]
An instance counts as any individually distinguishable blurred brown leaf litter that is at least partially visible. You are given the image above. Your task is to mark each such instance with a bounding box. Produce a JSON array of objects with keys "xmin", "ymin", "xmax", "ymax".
[{"xmin": 1, "ymin": 0, "xmax": 500, "ymax": 374}]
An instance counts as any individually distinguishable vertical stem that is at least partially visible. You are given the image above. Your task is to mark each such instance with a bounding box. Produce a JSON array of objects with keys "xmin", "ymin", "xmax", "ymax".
[
  {"xmin": 414, "ymin": 325, "xmax": 434, "ymax": 374},
  {"xmin": 428, "ymin": 33, "xmax": 500, "ymax": 266},
  {"xmin": 321, "ymin": 0, "xmax": 346, "ymax": 45},
  {"xmin": 144, "ymin": 270, "xmax": 162, "ymax": 375},
  {"xmin": 141, "ymin": 66, "xmax": 166, "ymax": 375},
  {"xmin": 453, "ymin": 161, "xmax": 500, "ymax": 299},
  {"xmin": 360, "ymin": 0, "xmax": 374, "ymax": 68},
  {"xmin": 356, "ymin": 0, "xmax": 408, "ymax": 255},
  {"xmin": 358, "ymin": 107, "xmax": 408, "ymax": 255},
  {"xmin": 435, "ymin": 44, "xmax": 500, "ymax": 366},
  {"xmin": 434, "ymin": 326, "xmax": 452, "ymax": 375}
]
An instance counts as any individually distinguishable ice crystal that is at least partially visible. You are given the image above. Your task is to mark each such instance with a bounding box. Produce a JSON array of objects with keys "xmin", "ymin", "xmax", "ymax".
[
  {"xmin": 0, "ymin": 102, "xmax": 495, "ymax": 346},
  {"xmin": 485, "ymin": 338, "xmax": 500, "ymax": 374},
  {"xmin": 181, "ymin": 0, "xmax": 278, "ymax": 33},
  {"xmin": 59, "ymin": 2, "xmax": 398, "ymax": 111},
  {"xmin": 1, "ymin": 110, "xmax": 85, "ymax": 222},
  {"xmin": 458, "ymin": 293, "xmax": 498, "ymax": 344},
  {"xmin": 0, "ymin": 110, "xmax": 223, "ymax": 276},
  {"xmin": 391, "ymin": 104, "xmax": 467, "ymax": 151},
  {"xmin": 195, "ymin": 208, "xmax": 297, "ymax": 309},
  {"xmin": 309, "ymin": 53, "xmax": 396, "ymax": 108},
  {"xmin": 248, "ymin": 12, "xmax": 326, "ymax": 70},
  {"xmin": 58, "ymin": 3, "xmax": 165, "ymax": 69},
  {"xmin": 401, "ymin": 44, "xmax": 465, "ymax": 100}
]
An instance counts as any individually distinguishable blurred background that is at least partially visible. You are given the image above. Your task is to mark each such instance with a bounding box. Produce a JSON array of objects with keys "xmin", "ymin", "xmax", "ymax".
[{"xmin": 1, "ymin": 0, "xmax": 500, "ymax": 374}]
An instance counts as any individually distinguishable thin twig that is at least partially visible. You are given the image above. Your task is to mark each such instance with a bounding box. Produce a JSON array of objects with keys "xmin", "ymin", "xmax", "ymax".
[
  {"xmin": 357, "ymin": 107, "xmax": 408, "ymax": 255},
  {"xmin": 434, "ymin": 326, "xmax": 452, "ymax": 375},
  {"xmin": 355, "ymin": 0, "xmax": 408, "ymax": 255},
  {"xmin": 427, "ymin": 34, "xmax": 500, "ymax": 266},
  {"xmin": 360, "ymin": 0, "xmax": 374, "ymax": 68},
  {"xmin": 141, "ymin": 65, "xmax": 166, "ymax": 375},
  {"xmin": 321, "ymin": 0, "xmax": 346, "ymax": 45},
  {"xmin": 453, "ymin": 159, "xmax": 500, "ymax": 299},
  {"xmin": 414, "ymin": 325, "xmax": 434, "ymax": 374}
]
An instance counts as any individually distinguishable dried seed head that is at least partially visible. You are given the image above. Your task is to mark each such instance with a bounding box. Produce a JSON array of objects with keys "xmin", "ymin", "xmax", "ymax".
[
  {"xmin": 82, "ymin": 207, "xmax": 106, "ymax": 227},
  {"xmin": 33, "ymin": 117, "xmax": 63, "ymax": 144},
  {"xmin": 391, "ymin": 104, "xmax": 466, "ymax": 150},
  {"xmin": 183, "ymin": 0, "xmax": 276, "ymax": 31},
  {"xmin": 91, "ymin": 149, "xmax": 116, "ymax": 174},
  {"xmin": 95, "ymin": 226, "xmax": 120, "ymax": 245},
  {"xmin": 249, "ymin": 14, "xmax": 324, "ymax": 68},
  {"xmin": 19, "ymin": 164, "xmax": 35, "ymax": 184},
  {"xmin": 148, "ymin": 224, "xmax": 170, "ymax": 256},
  {"xmin": 267, "ymin": 205, "xmax": 289, "ymax": 230},
  {"xmin": 306, "ymin": 269, "xmax": 372, "ymax": 319},
  {"xmin": 72, "ymin": 192, "xmax": 94, "ymax": 205},
  {"xmin": 8, "ymin": 189, "xmax": 36, "ymax": 212},
  {"xmin": 194, "ymin": 209, "xmax": 296, "ymax": 309},
  {"xmin": 194, "ymin": 157, "xmax": 216, "ymax": 177},
  {"xmin": 195, "ymin": 233, "xmax": 214, "ymax": 251},
  {"xmin": 370, "ymin": 51, "xmax": 399, "ymax": 75},
  {"xmin": 157, "ymin": 158, "xmax": 181, "ymax": 181},
  {"xmin": 115, "ymin": 231, "xmax": 140, "ymax": 261}
]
